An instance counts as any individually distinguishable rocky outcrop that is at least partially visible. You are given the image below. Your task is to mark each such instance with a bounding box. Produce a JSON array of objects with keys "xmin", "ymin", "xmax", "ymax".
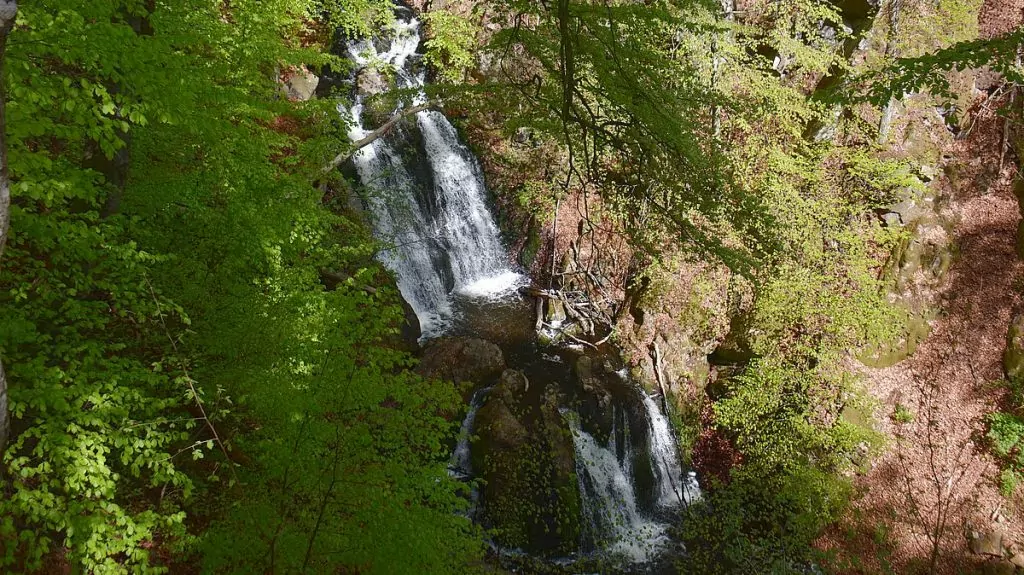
[
  {"xmin": 617, "ymin": 263, "xmax": 730, "ymax": 429},
  {"xmin": 280, "ymin": 66, "xmax": 319, "ymax": 101},
  {"xmin": 1005, "ymin": 312, "xmax": 1024, "ymax": 386},
  {"xmin": 416, "ymin": 337, "xmax": 505, "ymax": 386},
  {"xmin": 355, "ymin": 66, "xmax": 391, "ymax": 96},
  {"xmin": 864, "ymin": 178, "xmax": 955, "ymax": 367},
  {"xmin": 471, "ymin": 369, "xmax": 581, "ymax": 555}
]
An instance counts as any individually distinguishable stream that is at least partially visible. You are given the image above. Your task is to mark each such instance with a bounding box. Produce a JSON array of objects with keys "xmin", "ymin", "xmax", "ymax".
[{"xmin": 338, "ymin": 6, "xmax": 699, "ymax": 571}]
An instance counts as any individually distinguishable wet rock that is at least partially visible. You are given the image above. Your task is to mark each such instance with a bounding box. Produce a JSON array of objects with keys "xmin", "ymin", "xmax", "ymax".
[
  {"xmin": 417, "ymin": 336, "xmax": 505, "ymax": 386},
  {"xmin": 545, "ymin": 298, "xmax": 567, "ymax": 324},
  {"xmin": 472, "ymin": 371, "xmax": 581, "ymax": 555},
  {"xmin": 281, "ymin": 67, "xmax": 319, "ymax": 101},
  {"xmin": 498, "ymin": 368, "xmax": 529, "ymax": 396},
  {"xmin": 355, "ymin": 66, "xmax": 391, "ymax": 96},
  {"xmin": 1005, "ymin": 313, "xmax": 1024, "ymax": 385},
  {"xmin": 398, "ymin": 298, "xmax": 421, "ymax": 350},
  {"xmin": 519, "ymin": 220, "xmax": 542, "ymax": 268},
  {"xmin": 575, "ymin": 355, "xmax": 611, "ymax": 409}
]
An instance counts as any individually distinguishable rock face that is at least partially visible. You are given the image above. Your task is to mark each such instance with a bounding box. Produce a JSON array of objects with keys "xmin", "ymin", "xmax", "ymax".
[
  {"xmin": 416, "ymin": 337, "xmax": 505, "ymax": 386},
  {"xmin": 863, "ymin": 181, "xmax": 954, "ymax": 368},
  {"xmin": 471, "ymin": 369, "xmax": 581, "ymax": 555},
  {"xmin": 281, "ymin": 67, "xmax": 319, "ymax": 101},
  {"xmin": 1005, "ymin": 312, "xmax": 1024, "ymax": 386},
  {"xmin": 969, "ymin": 527, "xmax": 1009, "ymax": 557},
  {"xmin": 616, "ymin": 262, "xmax": 731, "ymax": 446},
  {"xmin": 355, "ymin": 66, "xmax": 391, "ymax": 96}
]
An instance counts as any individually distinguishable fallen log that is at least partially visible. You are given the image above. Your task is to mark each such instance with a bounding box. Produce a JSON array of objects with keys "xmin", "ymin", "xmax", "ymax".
[{"xmin": 322, "ymin": 101, "xmax": 437, "ymax": 174}]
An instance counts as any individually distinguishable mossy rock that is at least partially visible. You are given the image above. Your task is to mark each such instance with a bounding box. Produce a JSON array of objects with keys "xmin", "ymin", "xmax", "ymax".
[
  {"xmin": 471, "ymin": 370, "xmax": 582, "ymax": 555},
  {"xmin": 520, "ymin": 221, "xmax": 542, "ymax": 268},
  {"xmin": 417, "ymin": 336, "xmax": 505, "ymax": 389},
  {"xmin": 1005, "ymin": 313, "xmax": 1024, "ymax": 386},
  {"xmin": 860, "ymin": 310, "xmax": 933, "ymax": 368}
]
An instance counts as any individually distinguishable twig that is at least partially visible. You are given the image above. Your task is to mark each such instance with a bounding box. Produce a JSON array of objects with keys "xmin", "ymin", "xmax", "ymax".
[{"xmin": 145, "ymin": 276, "xmax": 240, "ymax": 487}]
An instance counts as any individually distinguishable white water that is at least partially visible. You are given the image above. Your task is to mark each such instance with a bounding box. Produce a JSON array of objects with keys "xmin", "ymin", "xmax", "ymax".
[
  {"xmin": 343, "ymin": 14, "xmax": 523, "ymax": 337},
  {"xmin": 341, "ymin": 9, "xmax": 701, "ymax": 568},
  {"xmin": 566, "ymin": 414, "xmax": 671, "ymax": 564},
  {"xmin": 449, "ymin": 387, "xmax": 490, "ymax": 479},
  {"xmin": 642, "ymin": 394, "xmax": 701, "ymax": 507}
]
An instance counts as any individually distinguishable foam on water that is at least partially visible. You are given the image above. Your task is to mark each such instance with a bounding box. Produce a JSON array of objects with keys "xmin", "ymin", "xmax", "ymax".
[{"xmin": 457, "ymin": 270, "xmax": 528, "ymax": 299}]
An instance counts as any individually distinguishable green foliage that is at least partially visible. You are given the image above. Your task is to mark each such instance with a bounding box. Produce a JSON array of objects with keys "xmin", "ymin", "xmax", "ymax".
[
  {"xmin": 680, "ymin": 464, "xmax": 851, "ymax": 574},
  {"xmin": 987, "ymin": 411, "xmax": 1024, "ymax": 497},
  {"xmin": 0, "ymin": 0, "xmax": 482, "ymax": 572},
  {"xmin": 893, "ymin": 403, "xmax": 915, "ymax": 424},
  {"xmin": 849, "ymin": 28, "xmax": 1024, "ymax": 105},
  {"xmin": 485, "ymin": 0, "xmax": 769, "ymax": 273},
  {"xmin": 716, "ymin": 360, "xmax": 878, "ymax": 475},
  {"xmin": 423, "ymin": 9, "xmax": 479, "ymax": 84}
]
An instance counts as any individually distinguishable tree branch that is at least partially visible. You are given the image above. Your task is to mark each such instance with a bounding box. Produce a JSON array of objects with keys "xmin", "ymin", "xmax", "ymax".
[{"xmin": 322, "ymin": 102, "xmax": 437, "ymax": 174}]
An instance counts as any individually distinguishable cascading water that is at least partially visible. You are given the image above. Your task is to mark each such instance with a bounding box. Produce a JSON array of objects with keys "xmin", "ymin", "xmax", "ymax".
[
  {"xmin": 344, "ymin": 12, "xmax": 522, "ymax": 337},
  {"xmin": 449, "ymin": 387, "xmax": 490, "ymax": 480},
  {"xmin": 643, "ymin": 394, "xmax": 700, "ymax": 508},
  {"xmin": 565, "ymin": 395, "xmax": 699, "ymax": 564},
  {"xmin": 339, "ymin": 7, "xmax": 700, "ymax": 569},
  {"xmin": 566, "ymin": 413, "xmax": 670, "ymax": 563}
]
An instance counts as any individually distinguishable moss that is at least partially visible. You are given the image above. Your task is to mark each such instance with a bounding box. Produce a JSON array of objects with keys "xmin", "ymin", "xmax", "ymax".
[
  {"xmin": 859, "ymin": 309, "xmax": 934, "ymax": 368},
  {"xmin": 520, "ymin": 221, "xmax": 542, "ymax": 268},
  {"xmin": 472, "ymin": 379, "xmax": 582, "ymax": 556}
]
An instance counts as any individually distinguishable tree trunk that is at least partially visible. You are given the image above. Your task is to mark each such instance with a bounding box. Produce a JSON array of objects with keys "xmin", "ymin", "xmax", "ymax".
[{"xmin": 0, "ymin": 0, "xmax": 18, "ymax": 463}]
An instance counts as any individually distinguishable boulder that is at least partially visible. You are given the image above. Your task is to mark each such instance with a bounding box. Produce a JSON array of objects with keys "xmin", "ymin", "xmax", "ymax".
[
  {"xmin": 471, "ymin": 370, "xmax": 581, "ymax": 555},
  {"xmin": 919, "ymin": 164, "xmax": 940, "ymax": 182},
  {"xmin": 970, "ymin": 528, "xmax": 1007, "ymax": 557},
  {"xmin": 1005, "ymin": 313, "xmax": 1024, "ymax": 386},
  {"xmin": 355, "ymin": 66, "xmax": 391, "ymax": 97},
  {"xmin": 575, "ymin": 355, "xmax": 611, "ymax": 410},
  {"xmin": 417, "ymin": 337, "xmax": 505, "ymax": 386},
  {"xmin": 545, "ymin": 297, "xmax": 567, "ymax": 324},
  {"xmin": 281, "ymin": 67, "xmax": 319, "ymax": 101}
]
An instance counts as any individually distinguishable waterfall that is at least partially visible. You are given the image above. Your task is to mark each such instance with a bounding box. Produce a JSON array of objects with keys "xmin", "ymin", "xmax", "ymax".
[
  {"xmin": 339, "ymin": 8, "xmax": 700, "ymax": 568},
  {"xmin": 564, "ymin": 391, "xmax": 700, "ymax": 564},
  {"xmin": 343, "ymin": 12, "xmax": 522, "ymax": 337},
  {"xmin": 449, "ymin": 387, "xmax": 491, "ymax": 479},
  {"xmin": 566, "ymin": 413, "xmax": 670, "ymax": 564},
  {"xmin": 642, "ymin": 393, "xmax": 700, "ymax": 508}
]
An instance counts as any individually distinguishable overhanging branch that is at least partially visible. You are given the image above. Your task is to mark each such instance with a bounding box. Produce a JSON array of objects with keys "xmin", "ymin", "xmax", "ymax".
[{"xmin": 322, "ymin": 101, "xmax": 438, "ymax": 174}]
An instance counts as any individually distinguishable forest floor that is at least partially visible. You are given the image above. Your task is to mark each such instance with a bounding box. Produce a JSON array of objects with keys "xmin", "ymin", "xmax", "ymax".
[{"xmin": 820, "ymin": 1, "xmax": 1024, "ymax": 572}]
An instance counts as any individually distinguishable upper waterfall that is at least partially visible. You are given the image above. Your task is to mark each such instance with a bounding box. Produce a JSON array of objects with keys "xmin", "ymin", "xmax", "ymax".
[{"xmin": 343, "ymin": 12, "xmax": 523, "ymax": 338}]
